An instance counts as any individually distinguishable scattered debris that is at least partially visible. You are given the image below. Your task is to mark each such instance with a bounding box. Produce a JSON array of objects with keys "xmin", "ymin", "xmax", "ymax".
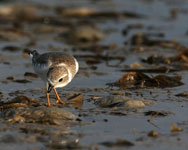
[
  {"xmin": 0, "ymin": 5, "xmax": 38, "ymax": 21},
  {"xmin": 2, "ymin": 46, "xmax": 20, "ymax": 52},
  {"xmin": 67, "ymin": 93, "xmax": 83, "ymax": 108},
  {"xmin": 175, "ymin": 92, "xmax": 188, "ymax": 97},
  {"xmin": 6, "ymin": 76, "xmax": 14, "ymax": 80},
  {"xmin": 141, "ymin": 55, "xmax": 169, "ymax": 65},
  {"xmin": 13, "ymin": 79, "xmax": 31, "ymax": 83},
  {"xmin": 57, "ymin": 7, "xmax": 144, "ymax": 19},
  {"xmin": 48, "ymin": 139, "xmax": 81, "ymax": 149},
  {"xmin": 0, "ymin": 96, "xmax": 37, "ymax": 110},
  {"xmin": 91, "ymin": 96, "xmax": 103, "ymax": 101},
  {"xmin": 101, "ymin": 139, "xmax": 134, "ymax": 147},
  {"xmin": 95, "ymin": 96, "xmax": 128, "ymax": 108},
  {"xmin": 148, "ymin": 130, "xmax": 158, "ymax": 137},
  {"xmin": 60, "ymin": 25, "xmax": 104, "ymax": 44},
  {"xmin": 6, "ymin": 96, "xmax": 37, "ymax": 104},
  {"xmin": 168, "ymin": 51, "xmax": 188, "ymax": 64},
  {"xmin": 95, "ymin": 95, "xmax": 155, "ymax": 109},
  {"xmin": 130, "ymin": 62, "xmax": 142, "ymax": 68},
  {"xmin": 130, "ymin": 32, "xmax": 180, "ymax": 48},
  {"xmin": 0, "ymin": 30, "xmax": 28, "ymax": 41},
  {"xmin": 108, "ymin": 72, "xmax": 183, "ymax": 89},
  {"xmin": 24, "ymin": 72, "xmax": 38, "ymax": 78},
  {"xmin": 121, "ymin": 66, "xmax": 178, "ymax": 73},
  {"xmin": 109, "ymin": 111, "xmax": 127, "ymax": 116},
  {"xmin": 0, "ymin": 103, "xmax": 28, "ymax": 110},
  {"xmin": 144, "ymin": 110, "xmax": 172, "ymax": 117},
  {"xmin": 2, "ymin": 106, "xmax": 75, "ymax": 125},
  {"xmin": 170, "ymin": 124, "xmax": 183, "ymax": 132},
  {"xmin": 1, "ymin": 134, "xmax": 19, "ymax": 143},
  {"xmin": 0, "ymin": 95, "xmax": 75, "ymax": 125},
  {"xmin": 110, "ymin": 90, "xmax": 124, "ymax": 95},
  {"xmin": 56, "ymin": 7, "xmax": 96, "ymax": 17},
  {"xmin": 125, "ymin": 100, "xmax": 146, "ymax": 108},
  {"xmin": 0, "ymin": 1, "xmax": 187, "ymax": 149},
  {"xmin": 0, "ymin": 92, "xmax": 3, "ymax": 100},
  {"xmin": 123, "ymin": 100, "xmax": 155, "ymax": 109},
  {"xmin": 140, "ymin": 50, "xmax": 188, "ymax": 72},
  {"xmin": 8, "ymin": 90, "xmax": 24, "ymax": 97},
  {"xmin": 75, "ymin": 54, "xmax": 125, "ymax": 66},
  {"xmin": 122, "ymin": 24, "xmax": 143, "ymax": 36}
]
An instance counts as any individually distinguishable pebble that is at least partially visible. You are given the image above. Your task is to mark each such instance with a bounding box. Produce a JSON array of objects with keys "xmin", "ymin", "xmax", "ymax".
[
  {"xmin": 24, "ymin": 72, "xmax": 38, "ymax": 78},
  {"xmin": 124, "ymin": 100, "xmax": 145, "ymax": 108},
  {"xmin": 96, "ymin": 95, "xmax": 156, "ymax": 109},
  {"xmin": 148, "ymin": 130, "xmax": 158, "ymax": 137},
  {"xmin": 170, "ymin": 124, "xmax": 182, "ymax": 132},
  {"xmin": 62, "ymin": 25, "xmax": 104, "ymax": 44},
  {"xmin": 5, "ymin": 106, "xmax": 76, "ymax": 125}
]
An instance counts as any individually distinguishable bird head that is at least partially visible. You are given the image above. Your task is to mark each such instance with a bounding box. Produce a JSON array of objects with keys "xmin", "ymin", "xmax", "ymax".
[{"xmin": 47, "ymin": 66, "xmax": 70, "ymax": 92}]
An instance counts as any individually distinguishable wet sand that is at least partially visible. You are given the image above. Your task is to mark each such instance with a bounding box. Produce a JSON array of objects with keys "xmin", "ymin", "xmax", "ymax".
[{"xmin": 0, "ymin": 0, "xmax": 188, "ymax": 149}]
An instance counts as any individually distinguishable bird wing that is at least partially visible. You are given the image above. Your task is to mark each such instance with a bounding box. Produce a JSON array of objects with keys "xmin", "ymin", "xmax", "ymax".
[{"xmin": 32, "ymin": 54, "xmax": 52, "ymax": 81}]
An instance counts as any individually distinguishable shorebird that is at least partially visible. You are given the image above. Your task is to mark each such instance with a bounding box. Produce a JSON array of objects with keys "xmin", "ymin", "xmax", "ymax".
[{"xmin": 28, "ymin": 50, "xmax": 79, "ymax": 106}]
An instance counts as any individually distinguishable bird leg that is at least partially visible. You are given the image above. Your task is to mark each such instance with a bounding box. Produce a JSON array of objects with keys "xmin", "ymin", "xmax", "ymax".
[
  {"xmin": 46, "ymin": 91, "xmax": 51, "ymax": 107},
  {"xmin": 53, "ymin": 88, "xmax": 65, "ymax": 104}
]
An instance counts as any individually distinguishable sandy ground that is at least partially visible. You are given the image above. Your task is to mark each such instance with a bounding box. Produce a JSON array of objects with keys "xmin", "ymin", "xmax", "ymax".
[{"xmin": 0, "ymin": 0, "xmax": 188, "ymax": 149}]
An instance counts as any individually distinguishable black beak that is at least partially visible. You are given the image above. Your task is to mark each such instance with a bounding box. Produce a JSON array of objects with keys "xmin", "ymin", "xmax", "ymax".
[{"xmin": 47, "ymin": 83, "xmax": 53, "ymax": 93}]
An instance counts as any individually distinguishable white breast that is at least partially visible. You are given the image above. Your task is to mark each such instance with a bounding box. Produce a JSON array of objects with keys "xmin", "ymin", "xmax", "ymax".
[{"xmin": 74, "ymin": 57, "xmax": 79, "ymax": 73}]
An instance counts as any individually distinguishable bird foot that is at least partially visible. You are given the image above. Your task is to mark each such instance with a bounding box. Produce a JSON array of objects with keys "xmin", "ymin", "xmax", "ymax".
[{"xmin": 56, "ymin": 99, "xmax": 65, "ymax": 105}]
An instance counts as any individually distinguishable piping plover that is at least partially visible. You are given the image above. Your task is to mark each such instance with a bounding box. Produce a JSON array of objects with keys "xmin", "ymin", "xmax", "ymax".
[{"xmin": 28, "ymin": 50, "xmax": 79, "ymax": 106}]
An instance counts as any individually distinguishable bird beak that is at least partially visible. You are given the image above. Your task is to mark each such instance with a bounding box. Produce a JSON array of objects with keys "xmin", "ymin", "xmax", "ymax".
[{"xmin": 47, "ymin": 83, "xmax": 53, "ymax": 93}]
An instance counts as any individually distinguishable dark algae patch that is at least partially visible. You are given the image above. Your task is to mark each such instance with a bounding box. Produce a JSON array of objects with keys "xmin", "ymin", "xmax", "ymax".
[
  {"xmin": 175, "ymin": 92, "xmax": 188, "ymax": 97},
  {"xmin": 108, "ymin": 72, "xmax": 183, "ymax": 89},
  {"xmin": 24, "ymin": 72, "xmax": 38, "ymax": 78},
  {"xmin": 144, "ymin": 110, "xmax": 172, "ymax": 117},
  {"xmin": 101, "ymin": 139, "xmax": 134, "ymax": 147}
]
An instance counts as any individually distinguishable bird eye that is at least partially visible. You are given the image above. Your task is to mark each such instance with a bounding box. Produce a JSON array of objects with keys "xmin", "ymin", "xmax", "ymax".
[{"xmin": 59, "ymin": 78, "xmax": 63, "ymax": 82}]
